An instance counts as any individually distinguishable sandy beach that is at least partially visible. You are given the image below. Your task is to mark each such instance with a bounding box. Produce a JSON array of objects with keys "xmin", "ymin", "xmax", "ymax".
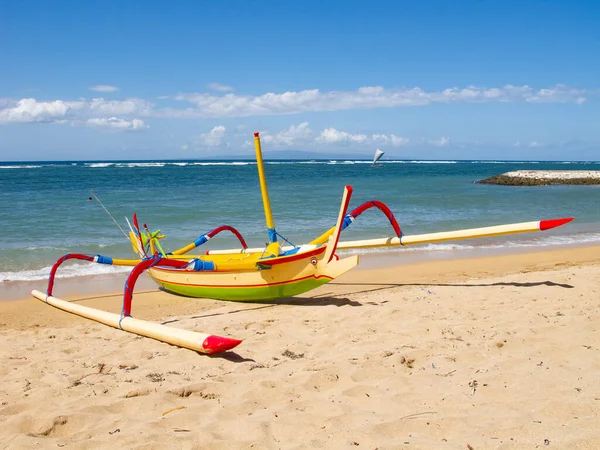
[{"xmin": 1, "ymin": 246, "xmax": 599, "ymax": 449}]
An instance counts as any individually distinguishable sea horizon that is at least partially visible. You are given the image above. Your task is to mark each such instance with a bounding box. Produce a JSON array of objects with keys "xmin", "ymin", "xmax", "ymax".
[{"xmin": 2, "ymin": 157, "xmax": 600, "ymax": 164}]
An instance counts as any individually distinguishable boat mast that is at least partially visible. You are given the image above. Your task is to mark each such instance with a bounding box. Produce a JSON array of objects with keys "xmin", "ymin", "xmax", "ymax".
[{"xmin": 253, "ymin": 132, "xmax": 278, "ymax": 244}]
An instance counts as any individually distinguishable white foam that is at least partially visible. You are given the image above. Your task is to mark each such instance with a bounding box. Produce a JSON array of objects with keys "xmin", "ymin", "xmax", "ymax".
[
  {"xmin": 24, "ymin": 245, "xmax": 69, "ymax": 251},
  {"xmin": 122, "ymin": 162, "xmax": 166, "ymax": 168},
  {"xmin": 86, "ymin": 162, "xmax": 114, "ymax": 168},
  {"xmin": 191, "ymin": 162, "xmax": 252, "ymax": 166},
  {"xmin": 407, "ymin": 160, "xmax": 457, "ymax": 164},
  {"xmin": 0, "ymin": 262, "xmax": 132, "ymax": 283},
  {"xmin": 0, "ymin": 165, "xmax": 43, "ymax": 169}
]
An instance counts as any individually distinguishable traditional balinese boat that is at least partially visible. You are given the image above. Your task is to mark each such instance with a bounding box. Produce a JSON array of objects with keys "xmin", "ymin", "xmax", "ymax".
[
  {"xmin": 372, "ymin": 148, "xmax": 385, "ymax": 167},
  {"xmin": 32, "ymin": 132, "xmax": 574, "ymax": 352}
]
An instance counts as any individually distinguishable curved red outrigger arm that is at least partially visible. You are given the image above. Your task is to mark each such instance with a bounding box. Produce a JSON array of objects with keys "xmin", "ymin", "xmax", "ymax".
[
  {"xmin": 171, "ymin": 224, "xmax": 248, "ymax": 255},
  {"xmin": 121, "ymin": 256, "xmax": 188, "ymax": 318},
  {"xmin": 44, "ymin": 253, "xmax": 193, "ymax": 319},
  {"xmin": 46, "ymin": 253, "xmax": 111, "ymax": 297},
  {"xmin": 205, "ymin": 225, "xmax": 248, "ymax": 248},
  {"xmin": 345, "ymin": 200, "xmax": 402, "ymax": 237}
]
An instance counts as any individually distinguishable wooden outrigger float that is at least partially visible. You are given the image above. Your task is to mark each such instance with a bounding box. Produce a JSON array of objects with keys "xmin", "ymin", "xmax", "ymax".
[
  {"xmin": 34, "ymin": 132, "xmax": 574, "ymax": 352},
  {"xmin": 30, "ymin": 289, "xmax": 241, "ymax": 354}
]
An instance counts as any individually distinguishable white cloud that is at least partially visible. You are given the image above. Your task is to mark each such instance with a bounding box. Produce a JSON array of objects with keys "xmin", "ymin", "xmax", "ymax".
[
  {"xmin": 317, "ymin": 128, "xmax": 409, "ymax": 147},
  {"xmin": 390, "ymin": 135, "xmax": 410, "ymax": 146},
  {"xmin": 429, "ymin": 137, "xmax": 450, "ymax": 147},
  {"xmin": 201, "ymin": 125, "xmax": 227, "ymax": 146},
  {"xmin": 1, "ymin": 84, "xmax": 591, "ymax": 125},
  {"xmin": 0, "ymin": 97, "xmax": 152, "ymax": 124},
  {"xmin": 372, "ymin": 134, "xmax": 388, "ymax": 142},
  {"xmin": 317, "ymin": 128, "xmax": 368, "ymax": 144},
  {"xmin": 261, "ymin": 122, "xmax": 312, "ymax": 146},
  {"xmin": 528, "ymin": 141, "xmax": 541, "ymax": 147},
  {"xmin": 357, "ymin": 86, "xmax": 384, "ymax": 95},
  {"xmin": 241, "ymin": 124, "xmax": 410, "ymax": 149},
  {"xmin": 88, "ymin": 98, "xmax": 153, "ymax": 116},
  {"xmin": 372, "ymin": 134, "xmax": 410, "ymax": 147},
  {"xmin": 0, "ymin": 98, "xmax": 85, "ymax": 123},
  {"xmin": 207, "ymin": 82, "xmax": 234, "ymax": 92},
  {"xmin": 90, "ymin": 85, "xmax": 119, "ymax": 92},
  {"xmin": 164, "ymin": 84, "xmax": 589, "ymax": 118},
  {"xmin": 0, "ymin": 83, "xmax": 597, "ymax": 122},
  {"xmin": 84, "ymin": 117, "xmax": 149, "ymax": 131}
]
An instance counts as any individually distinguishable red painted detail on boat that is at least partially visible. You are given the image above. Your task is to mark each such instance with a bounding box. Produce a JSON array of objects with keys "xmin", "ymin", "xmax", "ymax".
[
  {"xmin": 151, "ymin": 258, "xmax": 329, "ymax": 273},
  {"xmin": 202, "ymin": 335, "xmax": 243, "ymax": 354},
  {"xmin": 47, "ymin": 253, "xmax": 95, "ymax": 296},
  {"xmin": 132, "ymin": 213, "xmax": 147, "ymax": 257},
  {"xmin": 539, "ymin": 217, "xmax": 574, "ymax": 231},
  {"xmin": 133, "ymin": 213, "xmax": 140, "ymax": 234},
  {"xmin": 147, "ymin": 271, "xmax": 334, "ymax": 289},
  {"xmin": 348, "ymin": 200, "xmax": 402, "ymax": 237},
  {"xmin": 254, "ymin": 132, "xmax": 259, "ymax": 137},
  {"xmin": 206, "ymin": 225, "xmax": 248, "ymax": 249},
  {"xmin": 123, "ymin": 257, "xmax": 189, "ymax": 316},
  {"xmin": 258, "ymin": 246, "xmax": 326, "ymax": 266}
]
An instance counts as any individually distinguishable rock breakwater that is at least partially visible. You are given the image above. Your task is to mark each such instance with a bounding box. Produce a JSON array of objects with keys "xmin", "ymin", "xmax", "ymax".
[{"xmin": 478, "ymin": 170, "xmax": 600, "ymax": 186}]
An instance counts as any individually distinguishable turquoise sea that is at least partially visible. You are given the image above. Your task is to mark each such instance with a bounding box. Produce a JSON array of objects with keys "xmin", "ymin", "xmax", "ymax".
[{"xmin": 1, "ymin": 159, "xmax": 599, "ymax": 287}]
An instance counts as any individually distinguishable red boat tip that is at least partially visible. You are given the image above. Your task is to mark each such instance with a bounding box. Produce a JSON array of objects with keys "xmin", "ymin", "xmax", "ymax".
[
  {"xmin": 539, "ymin": 217, "xmax": 574, "ymax": 231},
  {"xmin": 202, "ymin": 335, "xmax": 243, "ymax": 354}
]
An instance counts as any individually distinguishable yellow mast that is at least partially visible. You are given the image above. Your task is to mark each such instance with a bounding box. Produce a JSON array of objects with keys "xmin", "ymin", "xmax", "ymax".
[{"xmin": 254, "ymin": 132, "xmax": 278, "ymax": 244}]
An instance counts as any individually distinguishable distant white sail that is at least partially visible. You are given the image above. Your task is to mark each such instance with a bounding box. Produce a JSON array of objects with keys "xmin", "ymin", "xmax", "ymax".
[{"xmin": 373, "ymin": 149, "xmax": 385, "ymax": 165}]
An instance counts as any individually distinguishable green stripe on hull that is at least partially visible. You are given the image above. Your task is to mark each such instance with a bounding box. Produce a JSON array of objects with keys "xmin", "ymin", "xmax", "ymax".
[{"xmin": 151, "ymin": 276, "xmax": 332, "ymax": 301}]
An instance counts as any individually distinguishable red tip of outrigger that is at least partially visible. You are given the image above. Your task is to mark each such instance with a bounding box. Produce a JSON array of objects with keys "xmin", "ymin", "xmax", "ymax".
[
  {"xmin": 202, "ymin": 335, "xmax": 243, "ymax": 354},
  {"xmin": 539, "ymin": 217, "xmax": 574, "ymax": 231}
]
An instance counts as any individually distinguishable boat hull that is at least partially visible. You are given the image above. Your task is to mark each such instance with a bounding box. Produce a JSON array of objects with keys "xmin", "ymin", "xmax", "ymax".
[{"xmin": 148, "ymin": 254, "xmax": 359, "ymax": 301}]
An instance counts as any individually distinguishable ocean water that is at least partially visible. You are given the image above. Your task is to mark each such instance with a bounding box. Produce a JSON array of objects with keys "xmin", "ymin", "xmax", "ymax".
[{"xmin": 1, "ymin": 159, "xmax": 600, "ymax": 286}]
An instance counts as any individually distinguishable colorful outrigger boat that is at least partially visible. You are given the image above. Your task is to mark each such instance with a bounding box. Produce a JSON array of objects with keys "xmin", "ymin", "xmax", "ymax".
[{"xmin": 33, "ymin": 132, "xmax": 574, "ymax": 352}]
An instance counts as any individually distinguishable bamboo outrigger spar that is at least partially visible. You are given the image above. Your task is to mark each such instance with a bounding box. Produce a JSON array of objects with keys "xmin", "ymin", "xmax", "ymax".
[
  {"xmin": 30, "ymin": 290, "xmax": 241, "ymax": 354},
  {"xmin": 34, "ymin": 132, "xmax": 574, "ymax": 352}
]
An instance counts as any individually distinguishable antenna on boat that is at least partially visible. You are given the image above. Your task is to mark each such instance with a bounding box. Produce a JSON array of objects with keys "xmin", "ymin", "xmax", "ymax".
[{"xmin": 89, "ymin": 190, "xmax": 129, "ymax": 239}]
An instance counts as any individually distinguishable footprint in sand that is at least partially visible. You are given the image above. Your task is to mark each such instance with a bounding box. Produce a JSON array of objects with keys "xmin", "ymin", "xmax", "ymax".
[{"xmin": 166, "ymin": 384, "xmax": 219, "ymax": 399}]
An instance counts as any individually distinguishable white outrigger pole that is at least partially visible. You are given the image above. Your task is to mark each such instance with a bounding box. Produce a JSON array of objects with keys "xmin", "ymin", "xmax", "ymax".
[
  {"xmin": 206, "ymin": 218, "xmax": 574, "ymax": 255},
  {"xmin": 31, "ymin": 290, "xmax": 241, "ymax": 353}
]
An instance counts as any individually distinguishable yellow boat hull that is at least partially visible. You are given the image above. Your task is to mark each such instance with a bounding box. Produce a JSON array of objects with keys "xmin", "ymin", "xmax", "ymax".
[{"xmin": 148, "ymin": 253, "xmax": 359, "ymax": 301}]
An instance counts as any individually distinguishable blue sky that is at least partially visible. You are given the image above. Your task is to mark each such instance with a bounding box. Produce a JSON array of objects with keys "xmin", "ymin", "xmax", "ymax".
[{"xmin": 1, "ymin": 0, "xmax": 598, "ymax": 161}]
